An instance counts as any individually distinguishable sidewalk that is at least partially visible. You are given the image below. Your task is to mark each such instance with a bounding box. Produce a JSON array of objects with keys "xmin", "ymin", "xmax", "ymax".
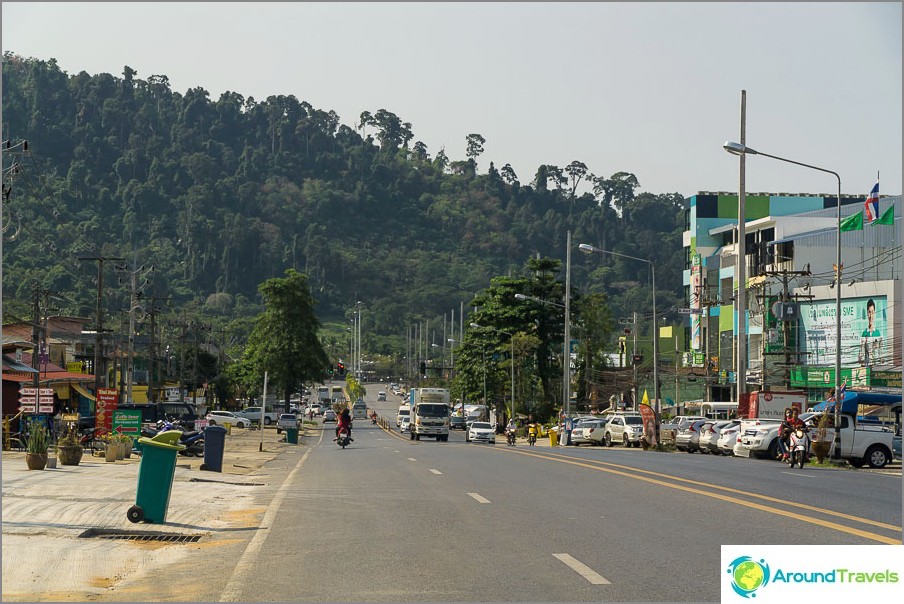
[{"xmin": 1, "ymin": 425, "xmax": 309, "ymax": 602}]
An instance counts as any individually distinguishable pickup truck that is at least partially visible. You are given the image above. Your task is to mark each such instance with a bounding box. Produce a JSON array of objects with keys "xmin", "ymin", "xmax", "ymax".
[
  {"xmin": 234, "ymin": 407, "xmax": 280, "ymax": 426},
  {"xmin": 800, "ymin": 411, "xmax": 895, "ymax": 469}
]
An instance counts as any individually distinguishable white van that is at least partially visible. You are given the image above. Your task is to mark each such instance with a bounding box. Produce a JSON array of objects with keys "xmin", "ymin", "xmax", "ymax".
[
  {"xmin": 352, "ymin": 400, "xmax": 368, "ymax": 419},
  {"xmin": 377, "ymin": 391, "xmax": 387, "ymax": 401},
  {"xmin": 396, "ymin": 404, "xmax": 410, "ymax": 427}
]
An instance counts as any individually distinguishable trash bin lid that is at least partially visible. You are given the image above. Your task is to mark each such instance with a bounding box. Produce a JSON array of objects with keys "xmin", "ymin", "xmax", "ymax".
[{"xmin": 138, "ymin": 430, "xmax": 187, "ymax": 450}]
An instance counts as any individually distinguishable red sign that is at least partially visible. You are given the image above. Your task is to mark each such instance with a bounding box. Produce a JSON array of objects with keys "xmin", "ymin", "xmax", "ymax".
[
  {"xmin": 639, "ymin": 403, "xmax": 657, "ymax": 446},
  {"xmin": 96, "ymin": 388, "xmax": 119, "ymax": 435}
]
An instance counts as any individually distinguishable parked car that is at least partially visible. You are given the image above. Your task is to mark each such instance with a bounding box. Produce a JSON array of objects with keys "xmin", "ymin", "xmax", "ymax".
[
  {"xmin": 675, "ymin": 419, "xmax": 709, "ymax": 452},
  {"xmin": 205, "ymin": 410, "xmax": 251, "ymax": 428},
  {"xmin": 699, "ymin": 420, "xmax": 738, "ymax": 454},
  {"xmin": 571, "ymin": 418, "xmax": 609, "ymax": 446},
  {"xmin": 322, "ymin": 409, "xmax": 338, "ymax": 423},
  {"xmin": 276, "ymin": 413, "xmax": 298, "ymax": 434},
  {"xmin": 587, "ymin": 417, "xmax": 614, "ymax": 445},
  {"xmin": 466, "ymin": 421, "xmax": 496, "ymax": 444},
  {"xmin": 717, "ymin": 422, "xmax": 743, "ymax": 455},
  {"xmin": 450, "ymin": 416, "xmax": 467, "ymax": 430},
  {"xmin": 399, "ymin": 415, "xmax": 411, "ymax": 434},
  {"xmin": 603, "ymin": 413, "xmax": 644, "ymax": 447},
  {"xmin": 234, "ymin": 407, "xmax": 279, "ymax": 425},
  {"xmin": 737, "ymin": 418, "xmax": 784, "ymax": 459}
]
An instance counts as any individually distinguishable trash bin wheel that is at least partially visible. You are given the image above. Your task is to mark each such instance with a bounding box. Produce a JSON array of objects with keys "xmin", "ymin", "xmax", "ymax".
[{"xmin": 127, "ymin": 505, "xmax": 144, "ymax": 523}]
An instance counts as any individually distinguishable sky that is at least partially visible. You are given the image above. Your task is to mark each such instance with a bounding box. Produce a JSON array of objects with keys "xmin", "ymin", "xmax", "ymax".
[{"xmin": 1, "ymin": 2, "xmax": 902, "ymax": 199}]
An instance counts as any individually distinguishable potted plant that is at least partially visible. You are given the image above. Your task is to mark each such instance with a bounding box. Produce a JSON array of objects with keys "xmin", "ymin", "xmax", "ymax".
[
  {"xmin": 24, "ymin": 423, "xmax": 50, "ymax": 470},
  {"xmin": 811, "ymin": 413, "xmax": 832, "ymax": 463},
  {"xmin": 102, "ymin": 433, "xmax": 118, "ymax": 463},
  {"xmin": 57, "ymin": 429, "xmax": 84, "ymax": 466}
]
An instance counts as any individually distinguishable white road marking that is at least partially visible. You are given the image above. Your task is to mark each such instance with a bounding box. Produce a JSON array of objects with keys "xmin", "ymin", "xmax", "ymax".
[
  {"xmin": 429, "ymin": 469, "xmax": 442, "ymax": 475},
  {"xmin": 552, "ymin": 553, "xmax": 611, "ymax": 585},
  {"xmin": 467, "ymin": 492, "xmax": 490, "ymax": 504},
  {"xmin": 780, "ymin": 471, "xmax": 817, "ymax": 478},
  {"xmin": 407, "ymin": 457, "xmax": 417, "ymax": 462}
]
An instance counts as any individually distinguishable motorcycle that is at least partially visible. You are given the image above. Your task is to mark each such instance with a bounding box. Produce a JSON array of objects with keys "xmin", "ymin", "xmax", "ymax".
[
  {"xmin": 337, "ymin": 427, "xmax": 351, "ymax": 449},
  {"xmin": 156, "ymin": 419, "xmax": 205, "ymax": 457},
  {"xmin": 527, "ymin": 432, "xmax": 537, "ymax": 446},
  {"xmin": 787, "ymin": 427, "xmax": 810, "ymax": 469},
  {"xmin": 371, "ymin": 413, "xmax": 378, "ymax": 425},
  {"xmin": 506, "ymin": 428, "xmax": 517, "ymax": 447}
]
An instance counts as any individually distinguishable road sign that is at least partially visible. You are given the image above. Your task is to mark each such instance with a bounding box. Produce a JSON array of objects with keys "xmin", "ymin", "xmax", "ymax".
[
  {"xmin": 39, "ymin": 405, "xmax": 53, "ymax": 413},
  {"xmin": 19, "ymin": 387, "xmax": 36, "ymax": 396},
  {"xmin": 18, "ymin": 396, "xmax": 36, "ymax": 405},
  {"xmin": 19, "ymin": 405, "xmax": 36, "ymax": 413},
  {"xmin": 39, "ymin": 388, "xmax": 53, "ymax": 396}
]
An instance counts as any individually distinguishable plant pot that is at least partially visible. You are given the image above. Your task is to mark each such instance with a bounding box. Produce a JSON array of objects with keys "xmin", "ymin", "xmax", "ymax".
[
  {"xmin": 25, "ymin": 452, "xmax": 48, "ymax": 470},
  {"xmin": 58, "ymin": 445, "xmax": 84, "ymax": 466},
  {"xmin": 123, "ymin": 442, "xmax": 132, "ymax": 459},
  {"xmin": 812, "ymin": 440, "xmax": 831, "ymax": 463},
  {"xmin": 105, "ymin": 444, "xmax": 118, "ymax": 463}
]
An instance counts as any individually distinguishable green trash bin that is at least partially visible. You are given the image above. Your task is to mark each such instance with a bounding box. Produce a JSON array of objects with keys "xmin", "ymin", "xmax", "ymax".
[
  {"xmin": 286, "ymin": 426, "xmax": 299, "ymax": 444},
  {"xmin": 127, "ymin": 430, "xmax": 186, "ymax": 524}
]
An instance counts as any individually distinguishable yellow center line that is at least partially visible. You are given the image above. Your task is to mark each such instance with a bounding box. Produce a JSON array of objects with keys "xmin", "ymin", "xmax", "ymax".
[{"xmin": 495, "ymin": 447, "xmax": 902, "ymax": 544}]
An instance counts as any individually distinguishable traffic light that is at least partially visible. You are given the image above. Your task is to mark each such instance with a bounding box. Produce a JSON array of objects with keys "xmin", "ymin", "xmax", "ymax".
[{"xmin": 337, "ymin": 362, "xmax": 345, "ymax": 376}]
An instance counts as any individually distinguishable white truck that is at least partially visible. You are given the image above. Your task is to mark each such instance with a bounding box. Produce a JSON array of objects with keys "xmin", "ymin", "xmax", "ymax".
[
  {"xmin": 741, "ymin": 390, "xmax": 807, "ymax": 420},
  {"xmin": 800, "ymin": 411, "xmax": 895, "ymax": 469},
  {"xmin": 408, "ymin": 388, "xmax": 451, "ymax": 441}
]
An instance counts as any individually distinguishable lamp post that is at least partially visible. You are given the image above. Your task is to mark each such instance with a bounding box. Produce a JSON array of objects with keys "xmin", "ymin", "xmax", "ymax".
[
  {"xmin": 471, "ymin": 323, "xmax": 515, "ymax": 424},
  {"xmin": 579, "ymin": 243, "xmax": 659, "ymax": 433},
  {"xmin": 723, "ymin": 141, "xmax": 843, "ymax": 459}
]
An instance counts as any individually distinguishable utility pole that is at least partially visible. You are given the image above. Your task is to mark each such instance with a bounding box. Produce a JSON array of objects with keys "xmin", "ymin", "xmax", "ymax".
[
  {"xmin": 763, "ymin": 268, "xmax": 812, "ymax": 389},
  {"xmin": 78, "ymin": 255, "xmax": 122, "ymax": 397},
  {"xmin": 632, "ymin": 311, "xmax": 638, "ymax": 409}
]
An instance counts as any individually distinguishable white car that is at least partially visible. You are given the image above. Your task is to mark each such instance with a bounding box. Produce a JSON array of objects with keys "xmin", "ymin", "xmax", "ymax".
[
  {"xmin": 717, "ymin": 422, "xmax": 742, "ymax": 455},
  {"xmin": 399, "ymin": 415, "xmax": 411, "ymax": 434},
  {"xmin": 466, "ymin": 421, "xmax": 496, "ymax": 444},
  {"xmin": 205, "ymin": 410, "xmax": 251, "ymax": 428}
]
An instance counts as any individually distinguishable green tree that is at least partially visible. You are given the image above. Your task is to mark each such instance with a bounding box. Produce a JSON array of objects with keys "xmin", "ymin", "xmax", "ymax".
[{"xmin": 243, "ymin": 269, "xmax": 328, "ymax": 404}]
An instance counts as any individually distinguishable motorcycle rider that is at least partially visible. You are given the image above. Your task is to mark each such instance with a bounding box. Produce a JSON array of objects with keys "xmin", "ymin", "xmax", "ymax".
[
  {"xmin": 788, "ymin": 407, "xmax": 809, "ymax": 461},
  {"xmin": 527, "ymin": 422, "xmax": 538, "ymax": 446},
  {"xmin": 778, "ymin": 408, "xmax": 795, "ymax": 460},
  {"xmin": 334, "ymin": 408, "xmax": 353, "ymax": 441},
  {"xmin": 506, "ymin": 418, "xmax": 517, "ymax": 445}
]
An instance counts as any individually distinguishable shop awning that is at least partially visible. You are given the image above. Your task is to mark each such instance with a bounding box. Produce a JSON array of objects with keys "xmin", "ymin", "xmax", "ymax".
[{"xmin": 70, "ymin": 383, "xmax": 95, "ymax": 402}]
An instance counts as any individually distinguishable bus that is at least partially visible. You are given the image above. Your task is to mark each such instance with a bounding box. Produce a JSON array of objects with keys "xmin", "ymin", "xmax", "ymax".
[{"xmin": 331, "ymin": 386, "xmax": 345, "ymax": 404}]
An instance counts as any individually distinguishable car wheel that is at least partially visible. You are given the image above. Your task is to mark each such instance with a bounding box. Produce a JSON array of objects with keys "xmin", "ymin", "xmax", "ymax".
[
  {"xmin": 633, "ymin": 441, "xmax": 641, "ymax": 448},
  {"xmin": 865, "ymin": 445, "xmax": 889, "ymax": 469},
  {"xmin": 604, "ymin": 433, "xmax": 612, "ymax": 447},
  {"xmin": 767, "ymin": 438, "xmax": 781, "ymax": 460},
  {"xmin": 623, "ymin": 434, "xmax": 630, "ymax": 447},
  {"xmin": 264, "ymin": 417, "xmax": 272, "ymax": 425}
]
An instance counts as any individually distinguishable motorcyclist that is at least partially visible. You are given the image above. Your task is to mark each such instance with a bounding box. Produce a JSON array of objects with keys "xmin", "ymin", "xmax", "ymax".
[
  {"xmin": 778, "ymin": 408, "xmax": 794, "ymax": 460},
  {"xmin": 335, "ymin": 408, "xmax": 353, "ymax": 441},
  {"xmin": 527, "ymin": 422, "xmax": 538, "ymax": 445},
  {"xmin": 506, "ymin": 419, "xmax": 517, "ymax": 445}
]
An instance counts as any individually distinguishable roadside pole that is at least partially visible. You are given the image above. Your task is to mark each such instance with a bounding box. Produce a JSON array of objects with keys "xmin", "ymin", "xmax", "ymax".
[{"xmin": 260, "ymin": 371, "xmax": 268, "ymax": 452}]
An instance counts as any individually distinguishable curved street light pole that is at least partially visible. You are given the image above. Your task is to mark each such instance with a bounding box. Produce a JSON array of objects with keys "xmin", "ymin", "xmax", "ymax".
[{"xmin": 723, "ymin": 141, "xmax": 843, "ymax": 459}]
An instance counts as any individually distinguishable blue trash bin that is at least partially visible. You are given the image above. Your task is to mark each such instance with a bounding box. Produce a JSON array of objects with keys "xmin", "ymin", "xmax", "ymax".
[{"xmin": 201, "ymin": 425, "xmax": 227, "ymax": 472}]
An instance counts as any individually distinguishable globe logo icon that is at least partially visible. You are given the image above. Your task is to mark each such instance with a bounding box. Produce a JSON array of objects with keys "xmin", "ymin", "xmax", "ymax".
[{"xmin": 727, "ymin": 556, "xmax": 770, "ymax": 598}]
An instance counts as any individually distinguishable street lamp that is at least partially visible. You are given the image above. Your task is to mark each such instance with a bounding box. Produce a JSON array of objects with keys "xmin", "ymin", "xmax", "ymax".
[
  {"xmin": 579, "ymin": 243, "xmax": 659, "ymax": 435},
  {"xmin": 470, "ymin": 323, "xmax": 515, "ymax": 424},
  {"xmin": 723, "ymin": 140, "xmax": 843, "ymax": 460}
]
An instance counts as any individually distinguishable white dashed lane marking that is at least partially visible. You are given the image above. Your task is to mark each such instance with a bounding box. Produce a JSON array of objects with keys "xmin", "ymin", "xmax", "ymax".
[
  {"xmin": 429, "ymin": 469, "xmax": 442, "ymax": 474},
  {"xmin": 467, "ymin": 492, "xmax": 491, "ymax": 504},
  {"xmin": 552, "ymin": 553, "xmax": 610, "ymax": 585}
]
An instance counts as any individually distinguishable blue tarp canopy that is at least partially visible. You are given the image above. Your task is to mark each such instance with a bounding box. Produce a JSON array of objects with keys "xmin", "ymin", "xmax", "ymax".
[{"xmin": 811, "ymin": 391, "xmax": 902, "ymax": 414}]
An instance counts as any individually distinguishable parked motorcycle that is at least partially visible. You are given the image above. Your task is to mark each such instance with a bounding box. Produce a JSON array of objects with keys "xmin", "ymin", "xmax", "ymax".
[
  {"xmin": 337, "ymin": 427, "xmax": 351, "ymax": 449},
  {"xmin": 156, "ymin": 419, "xmax": 205, "ymax": 457},
  {"xmin": 787, "ymin": 427, "xmax": 810, "ymax": 469}
]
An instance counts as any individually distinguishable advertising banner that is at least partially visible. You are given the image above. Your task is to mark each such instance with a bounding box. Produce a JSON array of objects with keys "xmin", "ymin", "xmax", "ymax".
[
  {"xmin": 799, "ymin": 296, "xmax": 888, "ymax": 368},
  {"xmin": 95, "ymin": 388, "xmax": 119, "ymax": 435}
]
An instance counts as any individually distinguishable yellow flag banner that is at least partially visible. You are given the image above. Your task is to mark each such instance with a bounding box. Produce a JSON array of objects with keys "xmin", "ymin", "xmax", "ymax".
[{"xmin": 641, "ymin": 389, "xmax": 650, "ymax": 406}]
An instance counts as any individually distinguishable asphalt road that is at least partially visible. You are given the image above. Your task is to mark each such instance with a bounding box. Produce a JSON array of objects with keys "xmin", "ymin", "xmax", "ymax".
[{"xmin": 203, "ymin": 385, "xmax": 901, "ymax": 602}]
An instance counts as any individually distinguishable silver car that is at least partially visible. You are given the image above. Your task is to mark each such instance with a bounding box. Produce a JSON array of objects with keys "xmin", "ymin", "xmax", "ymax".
[
  {"xmin": 571, "ymin": 418, "xmax": 609, "ymax": 446},
  {"xmin": 603, "ymin": 414, "xmax": 645, "ymax": 447}
]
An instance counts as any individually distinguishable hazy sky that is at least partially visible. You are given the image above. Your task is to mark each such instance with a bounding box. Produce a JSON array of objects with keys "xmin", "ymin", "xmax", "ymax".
[{"xmin": 2, "ymin": 2, "xmax": 901, "ymax": 198}]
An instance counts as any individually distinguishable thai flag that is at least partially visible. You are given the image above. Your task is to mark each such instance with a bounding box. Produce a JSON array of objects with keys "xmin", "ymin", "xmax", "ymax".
[{"xmin": 864, "ymin": 181, "xmax": 879, "ymax": 221}]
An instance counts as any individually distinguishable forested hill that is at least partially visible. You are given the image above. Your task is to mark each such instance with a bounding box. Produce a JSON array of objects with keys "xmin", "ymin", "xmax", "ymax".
[{"xmin": 1, "ymin": 54, "xmax": 687, "ymax": 349}]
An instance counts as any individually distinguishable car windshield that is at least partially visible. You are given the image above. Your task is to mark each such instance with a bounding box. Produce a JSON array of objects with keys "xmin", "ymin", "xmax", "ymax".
[
  {"xmin": 398, "ymin": 410, "xmax": 409, "ymax": 416},
  {"xmin": 417, "ymin": 404, "xmax": 449, "ymax": 418},
  {"xmin": 472, "ymin": 422, "xmax": 491, "ymax": 429},
  {"xmin": 625, "ymin": 416, "xmax": 643, "ymax": 425}
]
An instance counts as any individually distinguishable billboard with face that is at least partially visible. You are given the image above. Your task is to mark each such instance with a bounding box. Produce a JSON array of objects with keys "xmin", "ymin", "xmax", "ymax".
[{"xmin": 799, "ymin": 296, "xmax": 888, "ymax": 367}]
